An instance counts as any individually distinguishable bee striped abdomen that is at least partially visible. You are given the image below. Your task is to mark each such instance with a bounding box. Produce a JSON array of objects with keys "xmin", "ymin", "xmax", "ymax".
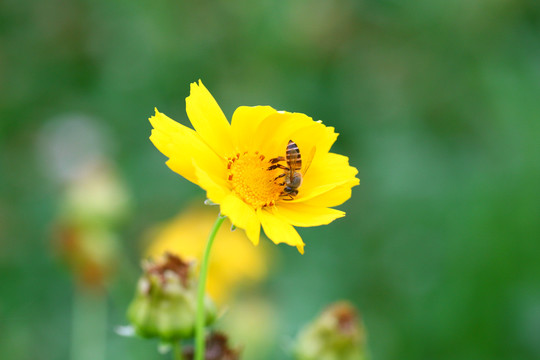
[{"xmin": 286, "ymin": 140, "xmax": 302, "ymax": 171}]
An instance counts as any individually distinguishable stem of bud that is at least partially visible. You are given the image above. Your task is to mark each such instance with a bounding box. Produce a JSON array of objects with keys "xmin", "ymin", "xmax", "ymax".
[
  {"xmin": 173, "ymin": 341, "xmax": 184, "ymax": 360},
  {"xmin": 195, "ymin": 214, "xmax": 226, "ymax": 360}
]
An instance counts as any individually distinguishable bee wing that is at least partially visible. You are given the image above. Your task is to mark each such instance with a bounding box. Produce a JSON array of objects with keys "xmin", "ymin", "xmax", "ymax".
[{"xmin": 301, "ymin": 146, "xmax": 316, "ymax": 176}]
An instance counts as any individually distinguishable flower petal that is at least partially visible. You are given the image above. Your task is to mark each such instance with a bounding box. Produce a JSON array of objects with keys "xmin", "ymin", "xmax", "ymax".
[
  {"xmin": 273, "ymin": 203, "xmax": 345, "ymax": 227},
  {"xmin": 149, "ymin": 109, "xmax": 225, "ymax": 184},
  {"xmin": 220, "ymin": 194, "xmax": 261, "ymax": 246},
  {"xmin": 193, "ymin": 164, "xmax": 231, "ymax": 205},
  {"xmin": 250, "ymin": 111, "xmax": 339, "ymax": 173},
  {"xmin": 257, "ymin": 208, "xmax": 305, "ymax": 254},
  {"xmin": 300, "ymin": 182, "xmax": 357, "ymax": 208},
  {"xmin": 292, "ymin": 153, "xmax": 359, "ymax": 202},
  {"xmin": 185, "ymin": 80, "xmax": 234, "ymax": 157},
  {"xmin": 252, "ymin": 111, "xmax": 315, "ymax": 159},
  {"xmin": 288, "ymin": 122, "xmax": 338, "ymax": 167},
  {"xmin": 231, "ymin": 106, "xmax": 277, "ymax": 151}
]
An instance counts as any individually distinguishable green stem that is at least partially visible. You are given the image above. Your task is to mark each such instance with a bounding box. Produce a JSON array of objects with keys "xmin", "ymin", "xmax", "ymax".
[
  {"xmin": 173, "ymin": 341, "xmax": 183, "ymax": 360},
  {"xmin": 71, "ymin": 287, "xmax": 107, "ymax": 360},
  {"xmin": 195, "ymin": 214, "xmax": 226, "ymax": 360}
]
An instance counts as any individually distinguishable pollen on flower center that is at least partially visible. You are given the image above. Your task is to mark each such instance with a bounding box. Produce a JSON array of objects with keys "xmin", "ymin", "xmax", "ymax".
[{"xmin": 227, "ymin": 152, "xmax": 283, "ymax": 209}]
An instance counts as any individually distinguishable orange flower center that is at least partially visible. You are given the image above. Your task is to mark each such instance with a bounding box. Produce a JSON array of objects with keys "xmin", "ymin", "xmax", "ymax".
[{"xmin": 227, "ymin": 152, "xmax": 283, "ymax": 209}]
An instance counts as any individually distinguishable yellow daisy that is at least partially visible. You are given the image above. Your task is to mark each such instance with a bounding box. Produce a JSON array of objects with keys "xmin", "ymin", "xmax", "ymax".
[{"xmin": 149, "ymin": 80, "xmax": 359, "ymax": 254}]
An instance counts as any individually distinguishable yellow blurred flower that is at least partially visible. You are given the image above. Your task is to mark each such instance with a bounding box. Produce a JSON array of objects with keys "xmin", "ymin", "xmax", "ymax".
[
  {"xmin": 149, "ymin": 80, "xmax": 359, "ymax": 254},
  {"xmin": 145, "ymin": 207, "xmax": 267, "ymax": 303}
]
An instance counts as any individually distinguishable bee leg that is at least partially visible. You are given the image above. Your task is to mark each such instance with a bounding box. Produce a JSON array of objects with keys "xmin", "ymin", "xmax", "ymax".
[
  {"xmin": 281, "ymin": 194, "xmax": 294, "ymax": 201},
  {"xmin": 268, "ymin": 164, "xmax": 289, "ymax": 171},
  {"xmin": 268, "ymin": 156, "xmax": 285, "ymax": 164},
  {"xmin": 273, "ymin": 173, "xmax": 286, "ymax": 181}
]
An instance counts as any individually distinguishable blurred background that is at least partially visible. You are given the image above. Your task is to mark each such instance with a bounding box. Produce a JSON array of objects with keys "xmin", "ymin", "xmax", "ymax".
[{"xmin": 1, "ymin": 0, "xmax": 540, "ymax": 359}]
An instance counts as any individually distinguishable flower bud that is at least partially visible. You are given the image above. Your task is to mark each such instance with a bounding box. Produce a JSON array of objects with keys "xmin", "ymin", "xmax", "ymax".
[
  {"xmin": 127, "ymin": 253, "xmax": 216, "ymax": 341},
  {"xmin": 294, "ymin": 301, "xmax": 367, "ymax": 360},
  {"xmin": 182, "ymin": 332, "xmax": 241, "ymax": 360},
  {"xmin": 52, "ymin": 162, "xmax": 128, "ymax": 290},
  {"xmin": 54, "ymin": 225, "xmax": 119, "ymax": 290},
  {"xmin": 60, "ymin": 162, "xmax": 130, "ymax": 229}
]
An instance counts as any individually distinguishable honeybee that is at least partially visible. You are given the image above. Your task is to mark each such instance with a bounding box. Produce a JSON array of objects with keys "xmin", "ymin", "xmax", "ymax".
[{"xmin": 268, "ymin": 140, "xmax": 314, "ymax": 199}]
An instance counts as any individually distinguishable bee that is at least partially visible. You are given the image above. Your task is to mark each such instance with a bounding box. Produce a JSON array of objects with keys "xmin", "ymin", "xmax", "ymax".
[{"xmin": 268, "ymin": 140, "xmax": 314, "ymax": 199}]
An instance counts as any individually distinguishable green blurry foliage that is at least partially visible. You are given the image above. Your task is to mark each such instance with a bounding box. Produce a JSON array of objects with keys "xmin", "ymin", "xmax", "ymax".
[{"xmin": 1, "ymin": 0, "xmax": 539, "ymax": 359}]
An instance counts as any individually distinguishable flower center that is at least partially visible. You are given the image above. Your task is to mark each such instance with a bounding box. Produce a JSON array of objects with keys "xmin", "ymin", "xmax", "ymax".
[{"xmin": 227, "ymin": 152, "xmax": 283, "ymax": 209}]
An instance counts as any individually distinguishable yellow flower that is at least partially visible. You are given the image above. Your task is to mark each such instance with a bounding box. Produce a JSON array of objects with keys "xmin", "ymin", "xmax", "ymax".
[
  {"xmin": 145, "ymin": 207, "xmax": 267, "ymax": 303},
  {"xmin": 149, "ymin": 80, "xmax": 359, "ymax": 254}
]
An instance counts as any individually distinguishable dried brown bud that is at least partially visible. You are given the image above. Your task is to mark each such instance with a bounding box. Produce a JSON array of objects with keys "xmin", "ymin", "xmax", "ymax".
[
  {"xmin": 143, "ymin": 252, "xmax": 191, "ymax": 287},
  {"xmin": 183, "ymin": 332, "xmax": 241, "ymax": 360}
]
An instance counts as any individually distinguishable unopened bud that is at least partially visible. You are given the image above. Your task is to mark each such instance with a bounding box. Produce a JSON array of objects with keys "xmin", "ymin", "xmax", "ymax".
[
  {"xmin": 127, "ymin": 253, "xmax": 216, "ymax": 341},
  {"xmin": 294, "ymin": 301, "xmax": 366, "ymax": 360}
]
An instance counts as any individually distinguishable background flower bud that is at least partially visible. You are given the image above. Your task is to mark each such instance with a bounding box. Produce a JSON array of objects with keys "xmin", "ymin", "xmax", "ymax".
[{"xmin": 294, "ymin": 301, "xmax": 367, "ymax": 360}]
